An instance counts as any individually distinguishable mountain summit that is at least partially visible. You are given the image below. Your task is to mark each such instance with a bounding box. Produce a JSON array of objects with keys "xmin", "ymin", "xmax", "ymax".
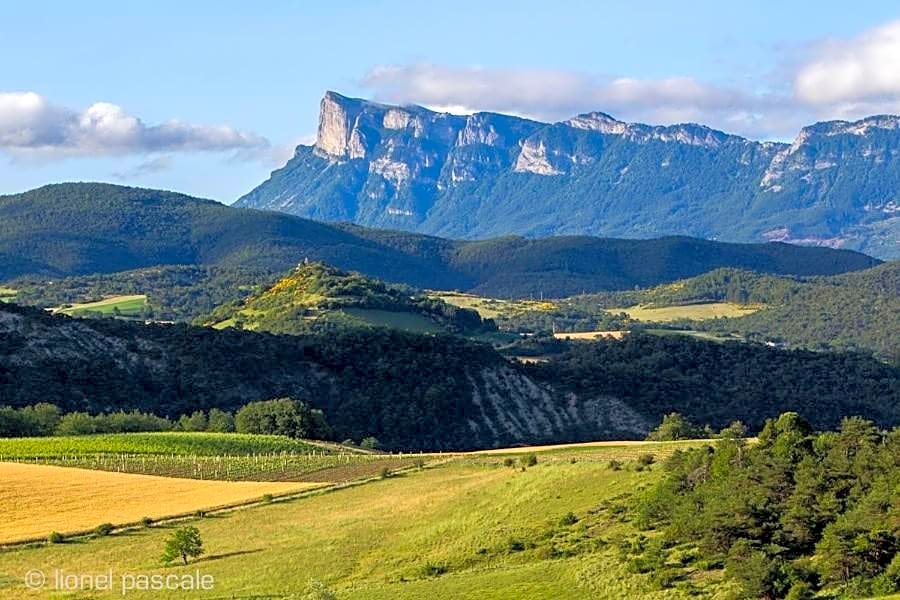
[{"xmin": 237, "ymin": 92, "xmax": 900, "ymax": 259}]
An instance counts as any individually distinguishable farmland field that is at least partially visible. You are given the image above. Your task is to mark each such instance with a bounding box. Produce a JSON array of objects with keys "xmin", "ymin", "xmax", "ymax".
[
  {"xmin": 0, "ymin": 287, "xmax": 15, "ymax": 303},
  {"xmin": 610, "ymin": 302, "xmax": 759, "ymax": 322},
  {"xmin": 340, "ymin": 308, "xmax": 443, "ymax": 333},
  {"xmin": 53, "ymin": 294, "xmax": 148, "ymax": 317},
  {"xmin": 430, "ymin": 292, "xmax": 557, "ymax": 319},
  {"xmin": 552, "ymin": 330, "xmax": 628, "ymax": 341},
  {"xmin": 0, "ymin": 462, "xmax": 322, "ymax": 544},
  {"xmin": 0, "ymin": 432, "xmax": 414, "ymax": 482},
  {"xmin": 0, "ymin": 443, "xmax": 714, "ymax": 599},
  {"xmin": 0, "ymin": 432, "xmax": 347, "ymax": 457}
]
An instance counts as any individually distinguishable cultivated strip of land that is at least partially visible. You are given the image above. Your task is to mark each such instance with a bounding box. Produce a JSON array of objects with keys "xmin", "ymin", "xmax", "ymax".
[{"xmin": 0, "ymin": 462, "xmax": 323, "ymax": 543}]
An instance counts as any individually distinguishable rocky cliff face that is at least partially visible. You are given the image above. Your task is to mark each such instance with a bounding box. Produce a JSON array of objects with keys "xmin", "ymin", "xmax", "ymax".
[{"xmin": 238, "ymin": 92, "xmax": 900, "ymax": 259}]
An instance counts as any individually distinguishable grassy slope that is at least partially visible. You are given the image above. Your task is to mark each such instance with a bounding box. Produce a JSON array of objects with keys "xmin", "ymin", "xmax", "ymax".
[
  {"xmin": 54, "ymin": 294, "xmax": 148, "ymax": 317},
  {"xmin": 611, "ymin": 302, "xmax": 759, "ymax": 322},
  {"xmin": 203, "ymin": 262, "xmax": 486, "ymax": 336},
  {"xmin": 0, "ymin": 446, "xmax": 709, "ymax": 599},
  {"xmin": 430, "ymin": 292, "xmax": 557, "ymax": 319}
]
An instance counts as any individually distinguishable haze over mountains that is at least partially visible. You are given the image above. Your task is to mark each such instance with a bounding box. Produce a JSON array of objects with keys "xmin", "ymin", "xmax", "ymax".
[{"xmin": 238, "ymin": 92, "xmax": 900, "ymax": 259}]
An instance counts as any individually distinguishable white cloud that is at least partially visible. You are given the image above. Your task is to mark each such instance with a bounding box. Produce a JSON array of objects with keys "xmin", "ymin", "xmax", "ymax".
[
  {"xmin": 0, "ymin": 92, "xmax": 270, "ymax": 160},
  {"xmin": 361, "ymin": 64, "xmax": 798, "ymax": 139},
  {"xmin": 361, "ymin": 20, "xmax": 900, "ymax": 141},
  {"xmin": 795, "ymin": 20, "xmax": 900, "ymax": 109}
]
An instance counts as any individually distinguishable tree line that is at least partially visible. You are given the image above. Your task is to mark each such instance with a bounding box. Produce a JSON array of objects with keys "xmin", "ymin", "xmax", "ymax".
[{"xmin": 0, "ymin": 398, "xmax": 332, "ymax": 440}]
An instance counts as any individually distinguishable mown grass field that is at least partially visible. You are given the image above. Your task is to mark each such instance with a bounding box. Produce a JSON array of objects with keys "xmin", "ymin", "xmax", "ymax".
[
  {"xmin": 430, "ymin": 292, "xmax": 557, "ymax": 319},
  {"xmin": 53, "ymin": 294, "xmax": 148, "ymax": 317},
  {"xmin": 0, "ymin": 462, "xmax": 322, "ymax": 544},
  {"xmin": 0, "ymin": 443, "xmax": 713, "ymax": 599},
  {"xmin": 340, "ymin": 308, "xmax": 443, "ymax": 334},
  {"xmin": 611, "ymin": 302, "xmax": 759, "ymax": 322}
]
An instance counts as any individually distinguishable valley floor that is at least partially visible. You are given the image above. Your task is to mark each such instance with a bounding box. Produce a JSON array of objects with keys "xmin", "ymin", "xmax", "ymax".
[{"xmin": 0, "ymin": 443, "xmax": 713, "ymax": 599}]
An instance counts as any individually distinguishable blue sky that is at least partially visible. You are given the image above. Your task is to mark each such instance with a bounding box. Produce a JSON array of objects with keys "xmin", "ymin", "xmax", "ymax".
[{"xmin": 2, "ymin": 1, "xmax": 900, "ymax": 202}]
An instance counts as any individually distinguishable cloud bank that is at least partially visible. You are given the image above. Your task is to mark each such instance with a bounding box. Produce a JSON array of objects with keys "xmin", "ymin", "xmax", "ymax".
[
  {"xmin": 362, "ymin": 20, "xmax": 900, "ymax": 140},
  {"xmin": 0, "ymin": 92, "xmax": 270, "ymax": 160}
]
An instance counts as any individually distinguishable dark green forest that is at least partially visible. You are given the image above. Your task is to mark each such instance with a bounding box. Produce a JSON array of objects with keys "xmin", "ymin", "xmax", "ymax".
[
  {"xmin": 632, "ymin": 413, "xmax": 900, "ymax": 598},
  {"xmin": 1, "ymin": 302, "xmax": 898, "ymax": 449},
  {"xmin": 0, "ymin": 183, "xmax": 878, "ymax": 297},
  {"xmin": 524, "ymin": 334, "xmax": 900, "ymax": 432}
]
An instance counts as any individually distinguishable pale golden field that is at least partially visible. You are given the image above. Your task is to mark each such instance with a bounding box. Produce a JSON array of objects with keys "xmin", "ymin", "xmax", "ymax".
[
  {"xmin": 553, "ymin": 330, "xmax": 628, "ymax": 340},
  {"xmin": 0, "ymin": 462, "xmax": 324, "ymax": 543},
  {"xmin": 612, "ymin": 302, "xmax": 760, "ymax": 322},
  {"xmin": 429, "ymin": 292, "xmax": 556, "ymax": 319}
]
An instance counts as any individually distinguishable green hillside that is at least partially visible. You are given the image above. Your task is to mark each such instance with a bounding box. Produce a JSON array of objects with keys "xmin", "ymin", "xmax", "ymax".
[
  {"xmin": 200, "ymin": 262, "xmax": 494, "ymax": 335},
  {"xmin": 0, "ymin": 183, "xmax": 880, "ymax": 303},
  {"xmin": 1, "ymin": 301, "xmax": 898, "ymax": 449},
  {"xmin": 497, "ymin": 262, "xmax": 899, "ymax": 359},
  {"xmin": 0, "ymin": 426, "xmax": 896, "ymax": 598},
  {"xmin": 592, "ymin": 263, "xmax": 900, "ymax": 359}
]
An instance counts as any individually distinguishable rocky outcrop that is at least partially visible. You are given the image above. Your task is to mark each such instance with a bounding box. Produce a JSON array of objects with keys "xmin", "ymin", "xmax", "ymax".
[{"xmin": 238, "ymin": 92, "xmax": 900, "ymax": 259}]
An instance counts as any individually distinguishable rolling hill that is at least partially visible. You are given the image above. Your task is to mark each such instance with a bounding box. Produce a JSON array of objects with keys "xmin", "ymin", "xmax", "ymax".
[
  {"xmin": 199, "ymin": 261, "xmax": 494, "ymax": 335},
  {"xmin": 0, "ymin": 183, "xmax": 880, "ymax": 302},
  {"xmin": 237, "ymin": 91, "xmax": 900, "ymax": 259},
  {"xmin": 495, "ymin": 261, "xmax": 900, "ymax": 359}
]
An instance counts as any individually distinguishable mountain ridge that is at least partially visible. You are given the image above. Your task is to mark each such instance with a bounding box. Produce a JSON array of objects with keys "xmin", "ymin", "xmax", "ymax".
[
  {"xmin": 237, "ymin": 91, "xmax": 900, "ymax": 259},
  {"xmin": 0, "ymin": 183, "xmax": 880, "ymax": 300}
]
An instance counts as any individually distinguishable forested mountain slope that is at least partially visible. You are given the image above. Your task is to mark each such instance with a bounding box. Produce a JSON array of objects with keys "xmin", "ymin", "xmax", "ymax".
[
  {"xmin": 0, "ymin": 183, "xmax": 879, "ymax": 299},
  {"xmin": 1, "ymin": 302, "xmax": 897, "ymax": 449}
]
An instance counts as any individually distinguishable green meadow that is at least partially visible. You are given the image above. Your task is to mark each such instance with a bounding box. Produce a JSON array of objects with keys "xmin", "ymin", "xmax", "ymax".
[
  {"xmin": 54, "ymin": 294, "xmax": 148, "ymax": 317},
  {"xmin": 0, "ymin": 444, "xmax": 714, "ymax": 599}
]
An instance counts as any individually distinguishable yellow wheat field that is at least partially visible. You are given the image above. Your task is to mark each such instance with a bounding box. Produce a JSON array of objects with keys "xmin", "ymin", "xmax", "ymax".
[{"xmin": 0, "ymin": 462, "xmax": 324, "ymax": 543}]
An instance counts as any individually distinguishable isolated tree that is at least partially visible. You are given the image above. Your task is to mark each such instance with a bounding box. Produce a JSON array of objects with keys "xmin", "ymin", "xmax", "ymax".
[{"xmin": 161, "ymin": 526, "xmax": 204, "ymax": 565}]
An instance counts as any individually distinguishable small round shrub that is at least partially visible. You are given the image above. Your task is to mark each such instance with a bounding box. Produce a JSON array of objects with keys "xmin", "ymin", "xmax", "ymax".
[
  {"xmin": 94, "ymin": 523, "xmax": 114, "ymax": 537},
  {"xmin": 559, "ymin": 512, "xmax": 579, "ymax": 526},
  {"xmin": 48, "ymin": 531, "xmax": 64, "ymax": 544},
  {"xmin": 141, "ymin": 516, "xmax": 154, "ymax": 528},
  {"xmin": 637, "ymin": 453, "xmax": 655, "ymax": 466}
]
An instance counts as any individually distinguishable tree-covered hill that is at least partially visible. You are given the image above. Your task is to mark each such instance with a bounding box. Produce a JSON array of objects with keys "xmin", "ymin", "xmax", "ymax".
[
  {"xmin": 1, "ymin": 301, "xmax": 897, "ymax": 449},
  {"xmin": 0, "ymin": 183, "xmax": 880, "ymax": 300},
  {"xmin": 575, "ymin": 262, "xmax": 900, "ymax": 360},
  {"xmin": 199, "ymin": 262, "xmax": 494, "ymax": 335}
]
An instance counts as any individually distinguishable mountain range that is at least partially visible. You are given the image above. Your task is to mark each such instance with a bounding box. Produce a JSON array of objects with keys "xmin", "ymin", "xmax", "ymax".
[
  {"xmin": 0, "ymin": 183, "xmax": 879, "ymax": 298},
  {"xmin": 237, "ymin": 91, "xmax": 900, "ymax": 260}
]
